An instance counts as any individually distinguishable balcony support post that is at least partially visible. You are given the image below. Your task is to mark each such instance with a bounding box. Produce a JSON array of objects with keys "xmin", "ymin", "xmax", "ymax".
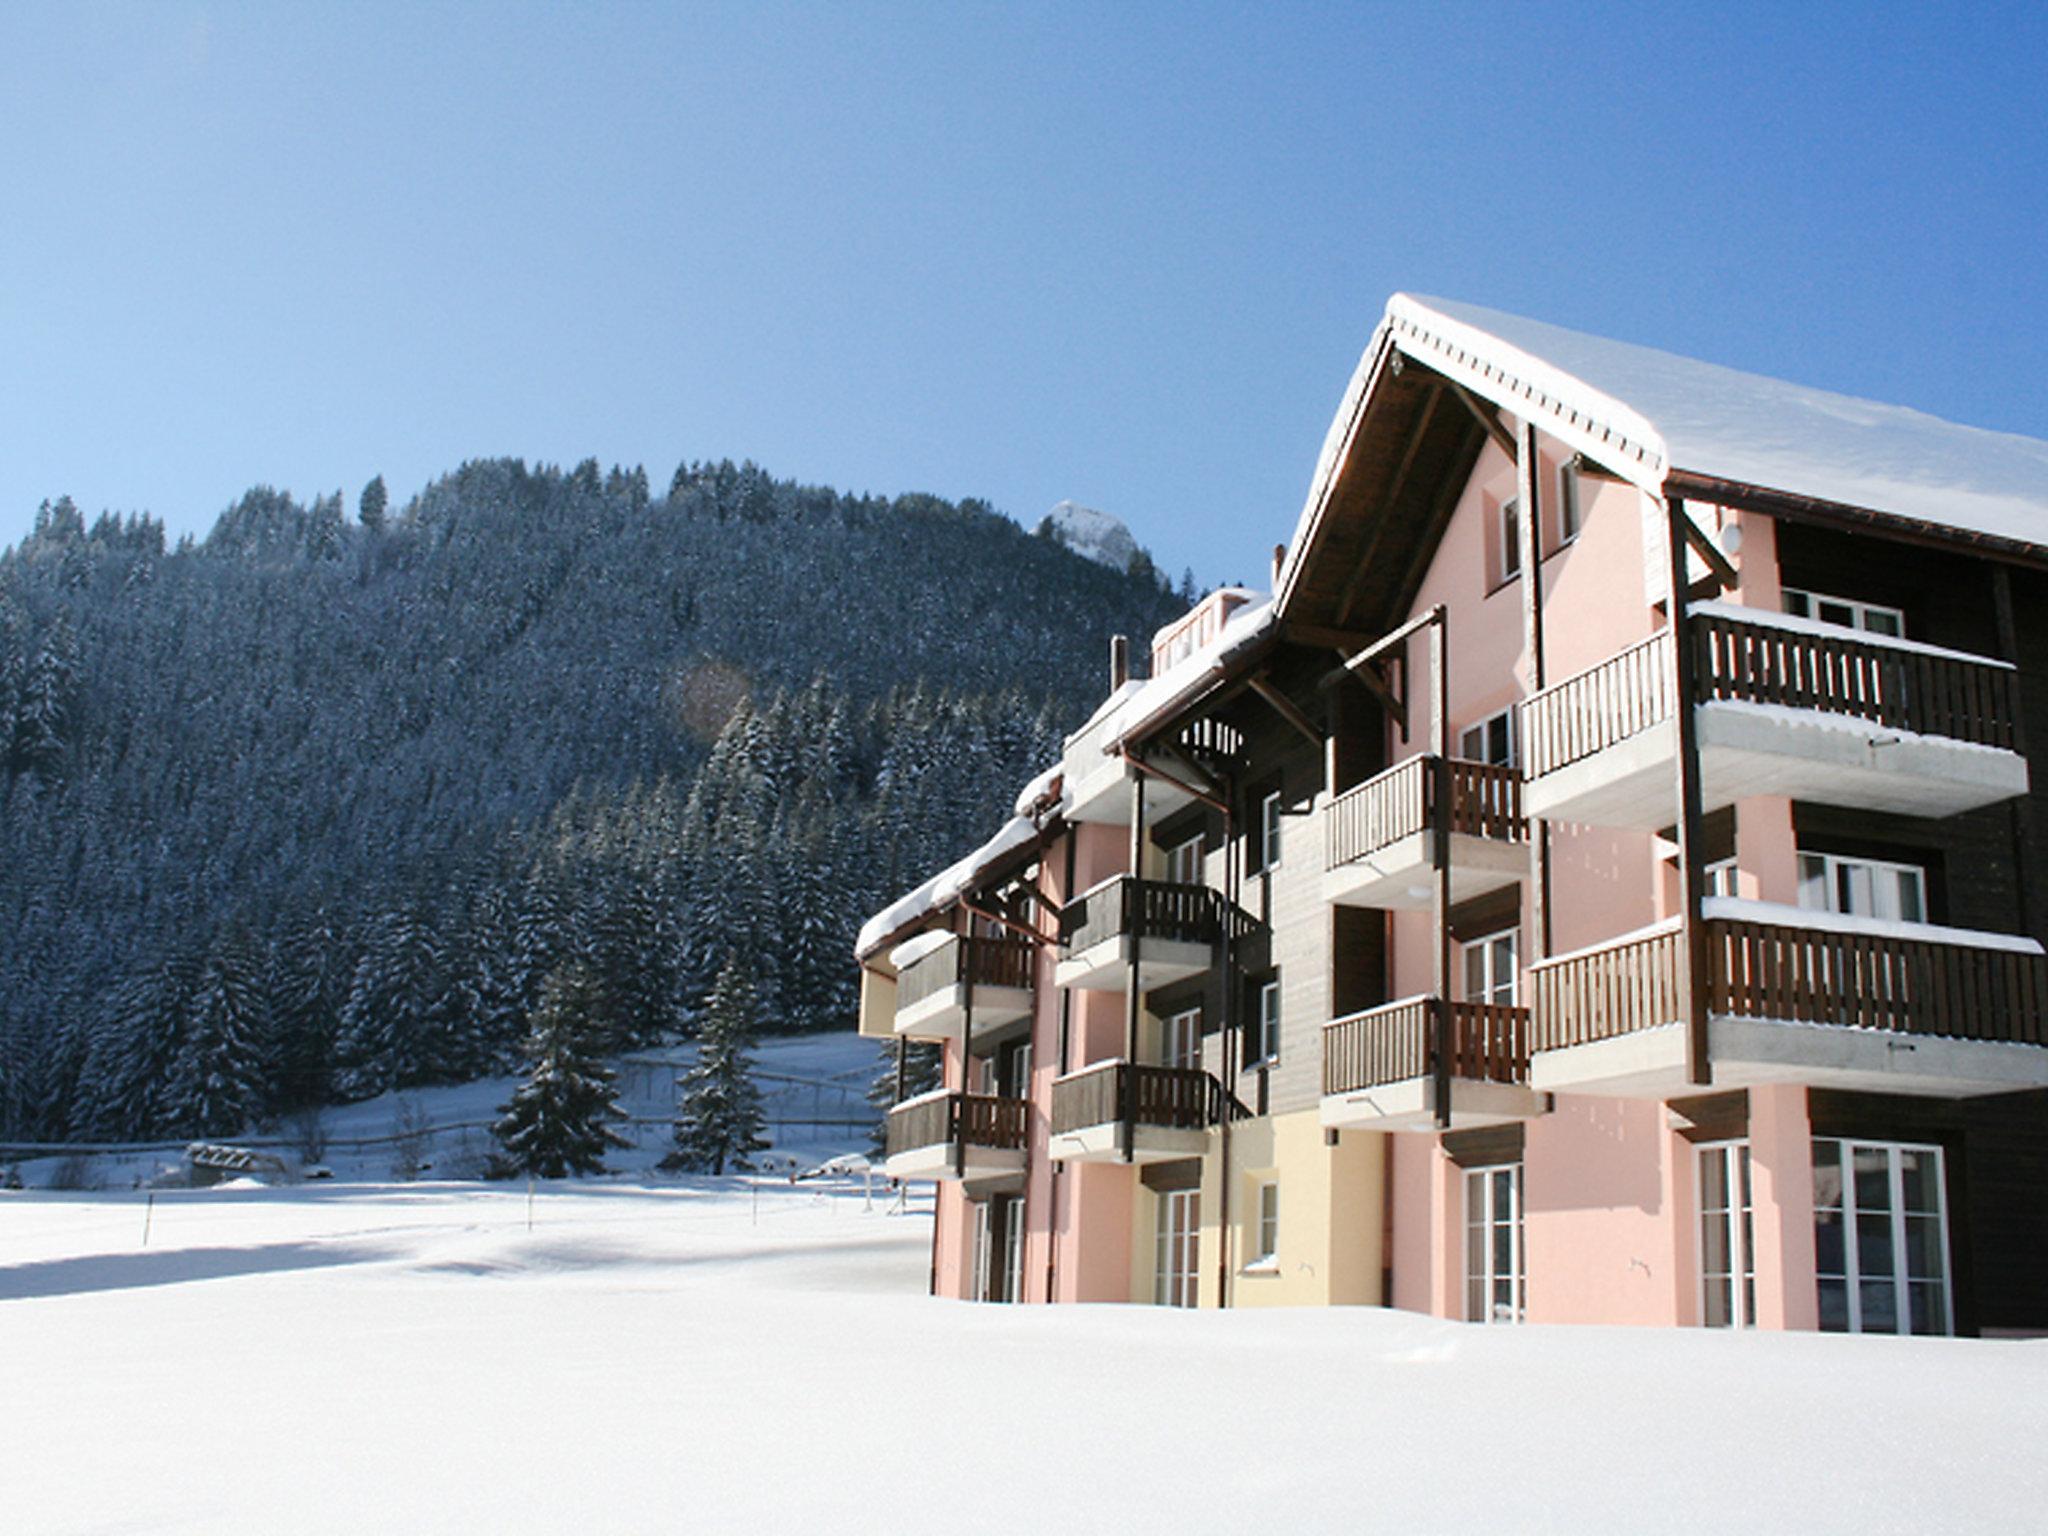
[
  {"xmin": 1666, "ymin": 496, "xmax": 1713, "ymax": 1085},
  {"xmin": 958, "ymin": 924, "xmax": 976, "ymax": 1179},
  {"xmin": 1430, "ymin": 608, "xmax": 1454, "ymax": 1129},
  {"xmin": 1124, "ymin": 775, "xmax": 1147, "ymax": 1163},
  {"xmin": 1994, "ymin": 565, "xmax": 2037, "ymax": 940},
  {"xmin": 894, "ymin": 1035, "xmax": 907, "ymax": 1103},
  {"xmin": 1516, "ymin": 418, "xmax": 1553, "ymax": 964}
]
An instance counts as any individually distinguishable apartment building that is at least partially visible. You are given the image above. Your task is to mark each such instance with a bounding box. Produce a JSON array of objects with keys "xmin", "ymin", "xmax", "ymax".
[{"xmin": 854, "ymin": 293, "xmax": 2048, "ymax": 1336}]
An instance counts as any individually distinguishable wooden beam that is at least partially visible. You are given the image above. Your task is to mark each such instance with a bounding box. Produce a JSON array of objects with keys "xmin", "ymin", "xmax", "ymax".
[
  {"xmin": 1388, "ymin": 419, "xmax": 1487, "ymax": 624},
  {"xmin": 1517, "ymin": 419, "xmax": 1552, "ymax": 965},
  {"xmin": 1282, "ymin": 621, "xmax": 1382, "ymax": 653},
  {"xmin": 1247, "ymin": 675, "xmax": 1322, "ymax": 748},
  {"xmin": 1667, "ymin": 496, "xmax": 1713, "ymax": 1088},
  {"xmin": 1445, "ymin": 379, "xmax": 1516, "ymax": 458},
  {"xmin": 1334, "ymin": 384, "xmax": 1443, "ymax": 628},
  {"xmin": 1678, "ymin": 510, "xmax": 1740, "ymax": 592}
]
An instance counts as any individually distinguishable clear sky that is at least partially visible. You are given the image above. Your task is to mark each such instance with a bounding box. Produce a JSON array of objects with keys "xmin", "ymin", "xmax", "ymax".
[{"xmin": 4, "ymin": 2, "xmax": 2045, "ymax": 585}]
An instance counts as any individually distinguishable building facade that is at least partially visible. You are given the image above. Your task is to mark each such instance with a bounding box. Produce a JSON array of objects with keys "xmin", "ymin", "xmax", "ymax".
[{"xmin": 854, "ymin": 294, "xmax": 2048, "ymax": 1335}]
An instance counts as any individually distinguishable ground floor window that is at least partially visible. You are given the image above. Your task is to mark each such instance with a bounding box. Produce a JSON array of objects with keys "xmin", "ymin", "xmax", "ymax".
[
  {"xmin": 1698, "ymin": 1141, "xmax": 1756, "ymax": 1328},
  {"xmin": 1155, "ymin": 1188, "xmax": 1200, "ymax": 1307},
  {"xmin": 1813, "ymin": 1139, "xmax": 1951, "ymax": 1336},
  {"xmin": 1464, "ymin": 1163, "xmax": 1524, "ymax": 1323}
]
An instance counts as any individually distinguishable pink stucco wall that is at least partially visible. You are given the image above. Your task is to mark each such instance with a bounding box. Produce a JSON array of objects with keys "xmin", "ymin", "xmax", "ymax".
[{"xmin": 1378, "ymin": 431, "xmax": 1832, "ymax": 1330}]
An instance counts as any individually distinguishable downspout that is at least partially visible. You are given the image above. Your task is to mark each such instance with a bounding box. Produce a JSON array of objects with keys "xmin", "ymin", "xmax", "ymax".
[
  {"xmin": 1122, "ymin": 773, "xmax": 1147, "ymax": 1164},
  {"xmin": 1517, "ymin": 419, "xmax": 1551, "ymax": 962},
  {"xmin": 1051, "ymin": 827, "xmax": 1077, "ymax": 1304},
  {"xmin": 1218, "ymin": 782, "xmax": 1239, "ymax": 1308}
]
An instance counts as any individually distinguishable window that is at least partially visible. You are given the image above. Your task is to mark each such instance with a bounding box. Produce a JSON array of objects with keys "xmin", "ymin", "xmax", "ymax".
[
  {"xmin": 1797, "ymin": 852, "xmax": 1926, "ymax": 923},
  {"xmin": 1782, "ymin": 587, "xmax": 1906, "ymax": 638},
  {"xmin": 1461, "ymin": 928, "xmax": 1518, "ymax": 1007},
  {"xmin": 1698, "ymin": 1142, "xmax": 1756, "ymax": 1328},
  {"xmin": 1249, "ymin": 1181, "xmax": 1280, "ymax": 1268},
  {"xmin": 1248, "ymin": 977, "xmax": 1281, "ymax": 1065},
  {"xmin": 1164, "ymin": 832, "xmax": 1204, "ymax": 887},
  {"xmin": 1557, "ymin": 461, "xmax": 1583, "ymax": 545},
  {"xmin": 1813, "ymin": 1139, "xmax": 1951, "ymax": 1335},
  {"xmin": 1704, "ymin": 857, "xmax": 1739, "ymax": 899},
  {"xmin": 1464, "ymin": 1163, "xmax": 1525, "ymax": 1323},
  {"xmin": 1254, "ymin": 789, "xmax": 1283, "ymax": 873},
  {"xmin": 1499, "ymin": 496, "xmax": 1522, "ymax": 581},
  {"xmin": 1154, "ymin": 1189, "xmax": 1200, "ymax": 1307},
  {"xmin": 1163, "ymin": 1007, "xmax": 1202, "ymax": 1071},
  {"xmin": 1459, "ymin": 708, "xmax": 1518, "ymax": 769}
]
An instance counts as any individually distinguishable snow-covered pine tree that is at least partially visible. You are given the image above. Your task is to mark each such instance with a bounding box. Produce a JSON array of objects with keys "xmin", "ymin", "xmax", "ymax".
[
  {"xmin": 492, "ymin": 961, "xmax": 629, "ymax": 1179},
  {"xmin": 666, "ymin": 954, "xmax": 767, "ymax": 1175},
  {"xmin": 164, "ymin": 927, "xmax": 269, "ymax": 1138}
]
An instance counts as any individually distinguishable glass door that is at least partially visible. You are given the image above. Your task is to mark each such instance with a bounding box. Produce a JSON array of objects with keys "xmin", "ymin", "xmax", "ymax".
[
  {"xmin": 1154, "ymin": 1188, "xmax": 1200, "ymax": 1307},
  {"xmin": 1163, "ymin": 1007, "xmax": 1201, "ymax": 1070},
  {"xmin": 1813, "ymin": 1139, "xmax": 1951, "ymax": 1335},
  {"xmin": 1464, "ymin": 1164, "xmax": 1525, "ymax": 1323}
]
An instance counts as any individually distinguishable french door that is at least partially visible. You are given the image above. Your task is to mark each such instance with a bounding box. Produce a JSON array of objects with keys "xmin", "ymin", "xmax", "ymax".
[
  {"xmin": 1154, "ymin": 1189, "xmax": 1200, "ymax": 1307},
  {"xmin": 1812, "ymin": 1139, "xmax": 1951, "ymax": 1335},
  {"xmin": 1464, "ymin": 1163, "xmax": 1524, "ymax": 1323}
]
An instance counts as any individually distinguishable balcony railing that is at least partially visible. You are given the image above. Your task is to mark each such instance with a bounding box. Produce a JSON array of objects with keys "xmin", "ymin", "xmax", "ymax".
[
  {"xmin": 1050, "ymin": 1061, "xmax": 1228, "ymax": 1136},
  {"xmin": 884, "ymin": 1091, "xmax": 1030, "ymax": 1160},
  {"xmin": 896, "ymin": 933, "xmax": 1037, "ymax": 1011},
  {"xmin": 1530, "ymin": 912, "xmax": 2048, "ymax": 1053},
  {"xmin": 1322, "ymin": 998, "xmax": 1531, "ymax": 1094},
  {"xmin": 1519, "ymin": 609, "xmax": 2021, "ymax": 780},
  {"xmin": 1058, "ymin": 877, "xmax": 1260, "ymax": 956},
  {"xmin": 1325, "ymin": 755, "xmax": 1526, "ymax": 870}
]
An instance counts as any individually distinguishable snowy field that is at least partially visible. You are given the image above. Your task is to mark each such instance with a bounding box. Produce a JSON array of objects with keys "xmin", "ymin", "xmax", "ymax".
[{"xmin": 6, "ymin": 1174, "xmax": 2046, "ymax": 1535}]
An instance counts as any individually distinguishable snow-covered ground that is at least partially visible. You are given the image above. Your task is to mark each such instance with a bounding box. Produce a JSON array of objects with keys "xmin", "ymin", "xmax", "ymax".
[{"xmin": 5, "ymin": 1174, "xmax": 2044, "ymax": 1535}]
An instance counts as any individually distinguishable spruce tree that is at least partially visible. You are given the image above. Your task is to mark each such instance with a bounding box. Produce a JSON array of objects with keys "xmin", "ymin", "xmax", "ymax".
[
  {"xmin": 667, "ymin": 954, "xmax": 766, "ymax": 1175},
  {"xmin": 358, "ymin": 474, "xmax": 388, "ymax": 532},
  {"xmin": 492, "ymin": 962, "xmax": 629, "ymax": 1178}
]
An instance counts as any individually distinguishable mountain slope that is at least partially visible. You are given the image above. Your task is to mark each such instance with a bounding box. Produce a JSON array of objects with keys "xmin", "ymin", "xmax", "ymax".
[{"xmin": 0, "ymin": 460, "xmax": 1182, "ymax": 1141}]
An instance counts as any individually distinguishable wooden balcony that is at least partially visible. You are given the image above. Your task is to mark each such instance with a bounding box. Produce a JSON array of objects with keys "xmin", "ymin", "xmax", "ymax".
[
  {"xmin": 1518, "ymin": 606, "xmax": 2028, "ymax": 829},
  {"xmin": 1319, "ymin": 997, "xmax": 1544, "ymax": 1132},
  {"xmin": 1322, "ymin": 755, "xmax": 1528, "ymax": 910},
  {"xmin": 1528, "ymin": 900, "xmax": 2048, "ymax": 1099},
  {"xmin": 893, "ymin": 933, "xmax": 1037, "ymax": 1043},
  {"xmin": 1049, "ymin": 1060, "xmax": 1228, "ymax": 1163},
  {"xmin": 882, "ymin": 1091, "xmax": 1030, "ymax": 1183},
  {"xmin": 1054, "ymin": 877, "xmax": 1260, "ymax": 993}
]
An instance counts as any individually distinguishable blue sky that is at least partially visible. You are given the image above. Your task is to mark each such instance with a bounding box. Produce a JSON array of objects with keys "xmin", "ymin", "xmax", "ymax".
[{"xmin": 4, "ymin": 2, "xmax": 2045, "ymax": 584}]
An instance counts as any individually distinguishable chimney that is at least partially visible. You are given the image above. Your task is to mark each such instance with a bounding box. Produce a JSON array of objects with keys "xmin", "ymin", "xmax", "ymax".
[
  {"xmin": 1271, "ymin": 543, "xmax": 1287, "ymax": 589},
  {"xmin": 1109, "ymin": 634, "xmax": 1130, "ymax": 691}
]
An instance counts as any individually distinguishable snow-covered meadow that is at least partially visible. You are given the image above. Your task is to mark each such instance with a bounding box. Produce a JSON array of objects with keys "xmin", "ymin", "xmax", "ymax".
[{"xmin": 6, "ymin": 1166, "xmax": 2045, "ymax": 1535}]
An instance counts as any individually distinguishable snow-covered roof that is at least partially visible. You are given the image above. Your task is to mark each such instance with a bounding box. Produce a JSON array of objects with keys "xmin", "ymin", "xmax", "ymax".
[
  {"xmin": 1100, "ymin": 593, "xmax": 1278, "ymax": 751},
  {"xmin": 1380, "ymin": 293, "xmax": 2048, "ymax": 548},
  {"xmin": 854, "ymin": 791, "xmax": 1054, "ymax": 960}
]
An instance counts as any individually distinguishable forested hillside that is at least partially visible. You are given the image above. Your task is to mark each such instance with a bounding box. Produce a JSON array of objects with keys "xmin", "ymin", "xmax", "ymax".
[{"xmin": 0, "ymin": 459, "xmax": 1183, "ymax": 1142}]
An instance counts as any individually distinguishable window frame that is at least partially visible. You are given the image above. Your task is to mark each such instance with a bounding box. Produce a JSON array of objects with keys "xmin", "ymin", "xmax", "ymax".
[
  {"xmin": 1458, "ymin": 708, "xmax": 1518, "ymax": 770},
  {"xmin": 1796, "ymin": 850, "xmax": 1927, "ymax": 924},
  {"xmin": 1812, "ymin": 1137, "xmax": 1952, "ymax": 1336},
  {"xmin": 1248, "ymin": 1179, "xmax": 1280, "ymax": 1269},
  {"xmin": 1248, "ymin": 975, "xmax": 1281, "ymax": 1067},
  {"xmin": 1781, "ymin": 586, "xmax": 1907, "ymax": 639},
  {"xmin": 1154, "ymin": 1188, "xmax": 1201, "ymax": 1308},
  {"xmin": 1697, "ymin": 1140, "xmax": 1757, "ymax": 1329},
  {"xmin": 1460, "ymin": 927, "xmax": 1519, "ymax": 1008},
  {"xmin": 1464, "ymin": 1162, "xmax": 1525, "ymax": 1324},
  {"xmin": 1254, "ymin": 788, "xmax": 1283, "ymax": 874},
  {"xmin": 1164, "ymin": 832, "xmax": 1205, "ymax": 888},
  {"xmin": 1556, "ymin": 460, "xmax": 1583, "ymax": 546},
  {"xmin": 1162, "ymin": 1006, "xmax": 1202, "ymax": 1071},
  {"xmin": 1498, "ymin": 494, "xmax": 1522, "ymax": 583}
]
